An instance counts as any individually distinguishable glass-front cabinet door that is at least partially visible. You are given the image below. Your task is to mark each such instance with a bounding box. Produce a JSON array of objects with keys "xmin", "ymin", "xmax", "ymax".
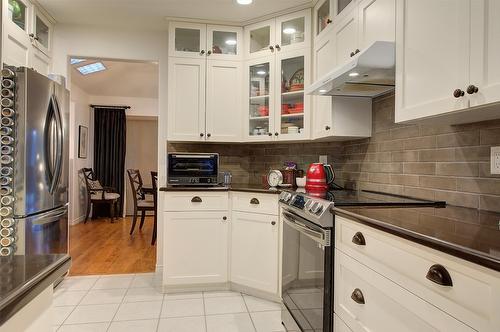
[
  {"xmin": 244, "ymin": 19, "xmax": 276, "ymax": 59},
  {"xmin": 32, "ymin": 9, "xmax": 52, "ymax": 55},
  {"xmin": 169, "ymin": 22, "xmax": 207, "ymax": 58},
  {"xmin": 275, "ymin": 50, "xmax": 310, "ymax": 140},
  {"xmin": 336, "ymin": 0, "xmax": 355, "ymax": 16},
  {"xmin": 7, "ymin": 0, "xmax": 29, "ymax": 32},
  {"xmin": 246, "ymin": 59, "xmax": 275, "ymax": 141},
  {"xmin": 206, "ymin": 25, "xmax": 242, "ymax": 60},
  {"xmin": 276, "ymin": 9, "xmax": 311, "ymax": 53},
  {"xmin": 314, "ymin": 0, "xmax": 333, "ymax": 38}
]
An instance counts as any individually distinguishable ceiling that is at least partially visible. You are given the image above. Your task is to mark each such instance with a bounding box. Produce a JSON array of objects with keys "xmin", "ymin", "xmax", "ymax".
[
  {"xmin": 70, "ymin": 59, "xmax": 159, "ymax": 98},
  {"xmin": 37, "ymin": 0, "xmax": 313, "ymax": 30}
]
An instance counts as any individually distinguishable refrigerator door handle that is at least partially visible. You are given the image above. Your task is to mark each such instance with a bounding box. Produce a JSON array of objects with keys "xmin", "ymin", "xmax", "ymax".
[
  {"xmin": 31, "ymin": 209, "xmax": 66, "ymax": 225},
  {"xmin": 51, "ymin": 94, "xmax": 64, "ymax": 194}
]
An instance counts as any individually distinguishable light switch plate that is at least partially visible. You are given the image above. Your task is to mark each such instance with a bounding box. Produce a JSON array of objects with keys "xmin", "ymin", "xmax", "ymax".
[{"xmin": 491, "ymin": 147, "xmax": 500, "ymax": 174}]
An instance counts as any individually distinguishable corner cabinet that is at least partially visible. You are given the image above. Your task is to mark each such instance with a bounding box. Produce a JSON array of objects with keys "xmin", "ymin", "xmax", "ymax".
[
  {"xmin": 167, "ymin": 21, "xmax": 243, "ymax": 142},
  {"xmin": 395, "ymin": 0, "xmax": 500, "ymax": 124},
  {"xmin": 1, "ymin": 0, "xmax": 53, "ymax": 75}
]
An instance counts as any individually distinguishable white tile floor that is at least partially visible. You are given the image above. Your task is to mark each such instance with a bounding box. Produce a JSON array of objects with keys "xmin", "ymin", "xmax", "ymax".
[{"xmin": 53, "ymin": 273, "xmax": 292, "ymax": 332}]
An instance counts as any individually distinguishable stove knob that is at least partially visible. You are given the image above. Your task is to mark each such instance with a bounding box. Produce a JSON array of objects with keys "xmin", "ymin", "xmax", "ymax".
[
  {"xmin": 287, "ymin": 193, "xmax": 295, "ymax": 202},
  {"xmin": 304, "ymin": 199, "xmax": 313, "ymax": 210},
  {"xmin": 309, "ymin": 201, "xmax": 320, "ymax": 213},
  {"xmin": 315, "ymin": 205, "xmax": 324, "ymax": 215}
]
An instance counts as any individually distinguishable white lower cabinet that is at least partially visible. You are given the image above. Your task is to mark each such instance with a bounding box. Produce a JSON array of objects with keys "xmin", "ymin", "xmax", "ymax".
[
  {"xmin": 164, "ymin": 211, "xmax": 229, "ymax": 286},
  {"xmin": 335, "ymin": 250, "xmax": 474, "ymax": 332},
  {"xmin": 230, "ymin": 211, "xmax": 279, "ymax": 294}
]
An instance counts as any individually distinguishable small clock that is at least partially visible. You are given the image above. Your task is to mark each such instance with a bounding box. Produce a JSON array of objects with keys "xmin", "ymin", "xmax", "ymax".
[{"xmin": 267, "ymin": 170, "xmax": 283, "ymax": 187}]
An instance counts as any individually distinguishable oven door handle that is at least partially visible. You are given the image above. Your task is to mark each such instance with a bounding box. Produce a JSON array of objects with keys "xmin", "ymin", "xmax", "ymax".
[{"xmin": 282, "ymin": 211, "xmax": 331, "ymax": 247}]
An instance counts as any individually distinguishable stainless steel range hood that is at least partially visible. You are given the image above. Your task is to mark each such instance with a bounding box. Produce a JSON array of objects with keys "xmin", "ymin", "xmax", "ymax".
[{"xmin": 306, "ymin": 41, "xmax": 395, "ymax": 98}]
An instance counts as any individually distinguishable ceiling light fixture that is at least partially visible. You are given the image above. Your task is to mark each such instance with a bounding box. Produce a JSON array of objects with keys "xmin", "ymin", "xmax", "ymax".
[
  {"xmin": 225, "ymin": 39, "xmax": 237, "ymax": 45},
  {"xmin": 319, "ymin": 89, "xmax": 327, "ymax": 94},
  {"xmin": 256, "ymin": 70, "xmax": 266, "ymax": 75},
  {"xmin": 77, "ymin": 62, "xmax": 107, "ymax": 75},
  {"xmin": 283, "ymin": 27, "xmax": 296, "ymax": 35},
  {"xmin": 349, "ymin": 72, "xmax": 360, "ymax": 77},
  {"xmin": 237, "ymin": 0, "xmax": 253, "ymax": 5},
  {"xmin": 70, "ymin": 58, "xmax": 86, "ymax": 65}
]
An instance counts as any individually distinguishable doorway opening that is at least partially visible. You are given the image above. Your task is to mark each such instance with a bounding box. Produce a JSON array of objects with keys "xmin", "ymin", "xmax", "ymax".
[{"xmin": 67, "ymin": 57, "xmax": 159, "ymax": 276}]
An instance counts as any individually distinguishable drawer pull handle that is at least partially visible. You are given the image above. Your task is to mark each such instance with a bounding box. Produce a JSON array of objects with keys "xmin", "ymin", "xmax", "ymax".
[
  {"xmin": 271, "ymin": 221, "xmax": 276, "ymax": 225},
  {"xmin": 250, "ymin": 198, "xmax": 260, "ymax": 205},
  {"xmin": 223, "ymin": 216, "xmax": 227, "ymax": 221},
  {"xmin": 426, "ymin": 264, "xmax": 453, "ymax": 287},
  {"xmin": 352, "ymin": 232, "xmax": 366, "ymax": 246},
  {"xmin": 191, "ymin": 196, "xmax": 202, "ymax": 203},
  {"xmin": 351, "ymin": 288, "xmax": 365, "ymax": 304}
]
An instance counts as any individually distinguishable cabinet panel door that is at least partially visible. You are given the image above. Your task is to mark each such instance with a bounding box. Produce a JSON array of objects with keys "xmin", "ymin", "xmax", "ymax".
[
  {"xmin": 206, "ymin": 60, "xmax": 243, "ymax": 142},
  {"xmin": 230, "ymin": 211, "xmax": 279, "ymax": 294},
  {"xmin": 469, "ymin": 0, "xmax": 500, "ymax": 107},
  {"xmin": 207, "ymin": 25, "xmax": 243, "ymax": 61},
  {"xmin": 2, "ymin": 0, "xmax": 31, "ymax": 67},
  {"xmin": 168, "ymin": 22, "xmax": 207, "ymax": 58},
  {"xmin": 165, "ymin": 211, "xmax": 228, "ymax": 285},
  {"xmin": 358, "ymin": 0, "xmax": 395, "ymax": 50},
  {"xmin": 32, "ymin": 8, "xmax": 52, "ymax": 56},
  {"xmin": 332, "ymin": 9, "xmax": 358, "ymax": 67},
  {"xmin": 314, "ymin": 0, "xmax": 334, "ymax": 39},
  {"xmin": 312, "ymin": 35, "xmax": 335, "ymax": 139},
  {"xmin": 244, "ymin": 19, "xmax": 276, "ymax": 59},
  {"xmin": 167, "ymin": 57, "xmax": 206, "ymax": 141},
  {"xmin": 395, "ymin": 0, "xmax": 470, "ymax": 123},
  {"xmin": 31, "ymin": 48, "xmax": 50, "ymax": 76},
  {"xmin": 275, "ymin": 9, "xmax": 311, "ymax": 53}
]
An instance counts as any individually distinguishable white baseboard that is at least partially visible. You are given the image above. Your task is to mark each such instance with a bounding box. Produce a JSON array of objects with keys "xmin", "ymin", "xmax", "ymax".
[{"xmin": 70, "ymin": 215, "xmax": 85, "ymax": 226}]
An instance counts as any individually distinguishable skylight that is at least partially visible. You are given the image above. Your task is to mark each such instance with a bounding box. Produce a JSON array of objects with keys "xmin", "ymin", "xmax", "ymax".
[
  {"xmin": 70, "ymin": 58, "xmax": 86, "ymax": 65},
  {"xmin": 77, "ymin": 62, "xmax": 106, "ymax": 75}
]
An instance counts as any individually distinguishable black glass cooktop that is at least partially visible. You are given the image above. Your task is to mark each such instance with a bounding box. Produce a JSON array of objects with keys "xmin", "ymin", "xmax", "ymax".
[{"xmin": 297, "ymin": 189, "xmax": 446, "ymax": 207}]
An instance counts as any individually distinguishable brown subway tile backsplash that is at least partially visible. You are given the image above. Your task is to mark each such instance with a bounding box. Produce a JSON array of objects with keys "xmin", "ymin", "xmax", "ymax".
[{"xmin": 167, "ymin": 95, "xmax": 500, "ymax": 212}]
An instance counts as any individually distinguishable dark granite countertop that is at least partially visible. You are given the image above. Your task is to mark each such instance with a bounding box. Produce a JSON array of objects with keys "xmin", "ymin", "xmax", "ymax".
[
  {"xmin": 159, "ymin": 184, "xmax": 282, "ymax": 194},
  {"xmin": 335, "ymin": 205, "xmax": 500, "ymax": 272},
  {"xmin": 0, "ymin": 254, "xmax": 71, "ymax": 325}
]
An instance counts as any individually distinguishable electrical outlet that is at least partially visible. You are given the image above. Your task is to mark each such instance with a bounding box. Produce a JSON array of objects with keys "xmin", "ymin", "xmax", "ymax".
[
  {"xmin": 319, "ymin": 155, "xmax": 328, "ymax": 164},
  {"xmin": 491, "ymin": 147, "xmax": 500, "ymax": 175}
]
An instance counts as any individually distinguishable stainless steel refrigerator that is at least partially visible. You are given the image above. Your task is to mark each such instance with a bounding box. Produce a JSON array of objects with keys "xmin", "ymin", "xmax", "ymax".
[{"xmin": 0, "ymin": 67, "xmax": 69, "ymax": 257}]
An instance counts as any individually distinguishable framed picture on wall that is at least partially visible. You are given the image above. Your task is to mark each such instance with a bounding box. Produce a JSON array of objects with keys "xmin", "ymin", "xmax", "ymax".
[{"xmin": 78, "ymin": 125, "xmax": 88, "ymax": 159}]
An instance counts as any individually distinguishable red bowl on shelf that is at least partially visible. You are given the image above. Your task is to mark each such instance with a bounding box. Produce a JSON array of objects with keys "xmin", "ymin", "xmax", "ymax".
[
  {"xmin": 288, "ymin": 108, "xmax": 303, "ymax": 114},
  {"xmin": 258, "ymin": 106, "xmax": 269, "ymax": 116},
  {"xmin": 281, "ymin": 104, "xmax": 290, "ymax": 114}
]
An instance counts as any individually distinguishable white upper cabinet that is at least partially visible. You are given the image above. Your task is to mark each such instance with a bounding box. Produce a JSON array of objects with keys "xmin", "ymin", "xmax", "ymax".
[
  {"xmin": 32, "ymin": 7, "xmax": 53, "ymax": 56},
  {"xmin": 244, "ymin": 19, "xmax": 276, "ymax": 59},
  {"xmin": 207, "ymin": 25, "xmax": 243, "ymax": 60},
  {"xmin": 205, "ymin": 60, "xmax": 243, "ymax": 142},
  {"xmin": 357, "ymin": 0, "xmax": 395, "ymax": 49},
  {"xmin": 314, "ymin": 0, "xmax": 334, "ymax": 39},
  {"xmin": 169, "ymin": 22, "xmax": 207, "ymax": 58},
  {"xmin": 167, "ymin": 57, "xmax": 206, "ymax": 141},
  {"xmin": 469, "ymin": 0, "xmax": 500, "ymax": 108},
  {"xmin": 395, "ymin": 0, "xmax": 472, "ymax": 123},
  {"xmin": 332, "ymin": 8, "xmax": 359, "ymax": 67},
  {"xmin": 275, "ymin": 10, "xmax": 311, "ymax": 53}
]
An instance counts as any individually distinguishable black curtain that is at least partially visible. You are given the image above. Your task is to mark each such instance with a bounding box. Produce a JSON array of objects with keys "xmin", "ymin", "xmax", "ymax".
[{"xmin": 93, "ymin": 107, "xmax": 127, "ymax": 215}]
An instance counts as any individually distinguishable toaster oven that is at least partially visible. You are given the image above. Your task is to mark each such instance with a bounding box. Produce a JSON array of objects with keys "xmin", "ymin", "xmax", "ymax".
[{"xmin": 167, "ymin": 153, "xmax": 219, "ymax": 186}]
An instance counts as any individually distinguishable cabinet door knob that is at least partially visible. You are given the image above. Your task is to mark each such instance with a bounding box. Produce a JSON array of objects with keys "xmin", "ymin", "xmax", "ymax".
[
  {"xmin": 426, "ymin": 264, "xmax": 453, "ymax": 287},
  {"xmin": 207, "ymin": 50, "xmax": 212, "ymax": 56},
  {"xmin": 466, "ymin": 85, "xmax": 479, "ymax": 94},
  {"xmin": 275, "ymin": 44, "xmax": 281, "ymax": 51},
  {"xmin": 207, "ymin": 133, "xmax": 211, "ymax": 138},
  {"xmin": 325, "ymin": 125, "xmax": 331, "ymax": 130},
  {"xmin": 275, "ymin": 132, "xmax": 279, "ymax": 136},
  {"xmin": 191, "ymin": 196, "xmax": 202, "ymax": 203},
  {"xmin": 200, "ymin": 133, "xmax": 204, "ymax": 137},
  {"xmin": 269, "ymin": 45, "xmax": 275, "ymax": 52},
  {"xmin": 268, "ymin": 132, "xmax": 273, "ymax": 137},
  {"xmin": 271, "ymin": 221, "xmax": 276, "ymax": 225},
  {"xmin": 250, "ymin": 198, "xmax": 260, "ymax": 205},
  {"xmin": 351, "ymin": 288, "xmax": 365, "ymax": 304},
  {"xmin": 453, "ymin": 89, "xmax": 465, "ymax": 98},
  {"xmin": 327, "ymin": 19, "xmax": 332, "ymax": 24},
  {"xmin": 222, "ymin": 216, "xmax": 227, "ymax": 221},
  {"xmin": 350, "ymin": 51, "xmax": 355, "ymax": 57},
  {"xmin": 355, "ymin": 49, "xmax": 360, "ymax": 54},
  {"xmin": 352, "ymin": 232, "xmax": 366, "ymax": 246},
  {"xmin": 200, "ymin": 50, "xmax": 206, "ymax": 55}
]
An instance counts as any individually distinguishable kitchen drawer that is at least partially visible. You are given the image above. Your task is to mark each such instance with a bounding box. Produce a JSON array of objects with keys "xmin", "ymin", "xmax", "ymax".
[
  {"xmin": 163, "ymin": 192, "xmax": 229, "ymax": 211},
  {"xmin": 231, "ymin": 192, "xmax": 279, "ymax": 215},
  {"xmin": 336, "ymin": 215, "xmax": 500, "ymax": 332},
  {"xmin": 335, "ymin": 250, "xmax": 474, "ymax": 332}
]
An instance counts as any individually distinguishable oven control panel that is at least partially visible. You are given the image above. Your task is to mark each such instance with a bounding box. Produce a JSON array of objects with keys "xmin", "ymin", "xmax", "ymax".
[{"xmin": 279, "ymin": 191, "xmax": 330, "ymax": 217}]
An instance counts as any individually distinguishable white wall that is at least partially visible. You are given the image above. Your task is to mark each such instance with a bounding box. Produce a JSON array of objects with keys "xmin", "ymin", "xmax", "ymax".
[
  {"xmin": 69, "ymin": 84, "xmax": 93, "ymax": 225},
  {"xmin": 52, "ymin": 23, "xmax": 168, "ymax": 271},
  {"xmin": 89, "ymin": 96, "xmax": 159, "ymax": 117}
]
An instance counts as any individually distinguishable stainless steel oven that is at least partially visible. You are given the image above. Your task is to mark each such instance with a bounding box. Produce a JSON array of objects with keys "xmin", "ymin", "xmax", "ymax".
[
  {"xmin": 280, "ymin": 191, "xmax": 334, "ymax": 332},
  {"xmin": 167, "ymin": 153, "xmax": 219, "ymax": 186}
]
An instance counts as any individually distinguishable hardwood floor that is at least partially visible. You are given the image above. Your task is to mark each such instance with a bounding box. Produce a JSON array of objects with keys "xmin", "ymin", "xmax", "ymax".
[{"xmin": 69, "ymin": 216, "xmax": 156, "ymax": 276}]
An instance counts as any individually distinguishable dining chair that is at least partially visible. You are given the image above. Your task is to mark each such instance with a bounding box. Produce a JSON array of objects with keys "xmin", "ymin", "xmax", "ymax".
[
  {"xmin": 127, "ymin": 169, "xmax": 155, "ymax": 236},
  {"xmin": 151, "ymin": 171, "xmax": 158, "ymax": 245},
  {"xmin": 81, "ymin": 168, "xmax": 120, "ymax": 223}
]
